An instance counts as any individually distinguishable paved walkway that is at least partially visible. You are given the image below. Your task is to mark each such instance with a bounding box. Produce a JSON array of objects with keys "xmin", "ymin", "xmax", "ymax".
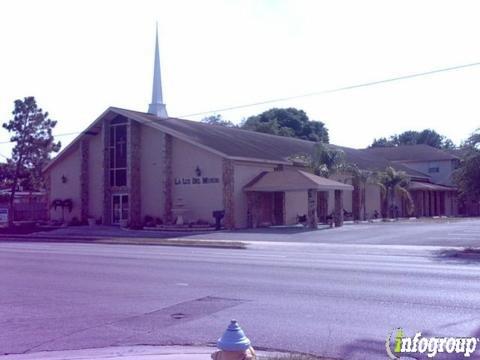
[{"xmin": 0, "ymin": 346, "xmax": 286, "ymax": 360}]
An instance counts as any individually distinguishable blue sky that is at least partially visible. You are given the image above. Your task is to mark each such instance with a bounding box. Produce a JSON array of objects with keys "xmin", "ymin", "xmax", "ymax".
[{"xmin": 1, "ymin": 0, "xmax": 480, "ymax": 159}]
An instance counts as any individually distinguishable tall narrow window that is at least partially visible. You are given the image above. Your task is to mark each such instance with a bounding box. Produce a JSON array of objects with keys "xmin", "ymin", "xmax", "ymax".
[{"xmin": 109, "ymin": 120, "xmax": 127, "ymax": 187}]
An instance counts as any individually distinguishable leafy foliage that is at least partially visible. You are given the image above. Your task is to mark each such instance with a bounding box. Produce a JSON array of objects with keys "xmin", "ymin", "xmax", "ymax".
[
  {"xmin": 454, "ymin": 129, "xmax": 480, "ymax": 200},
  {"xmin": 201, "ymin": 114, "xmax": 237, "ymax": 128},
  {"xmin": 371, "ymin": 129, "xmax": 455, "ymax": 149},
  {"xmin": 375, "ymin": 166, "xmax": 413, "ymax": 218},
  {"xmin": 242, "ymin": 108, "xmax": 329, "ymax": 142},
  {"xmin": 2, "ymin": 97, "xmax": 61, "ymax": 208},
  {"xmin": 290, "ymin": 142, "xmax": 345, "ymax": 178}
]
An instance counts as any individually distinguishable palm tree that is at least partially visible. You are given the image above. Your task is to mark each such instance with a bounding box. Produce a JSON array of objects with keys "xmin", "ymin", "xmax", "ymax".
[
  {"xmin": 375, "ymin": 166, "xmax": 413, "ymax": 219},
  {"xmin": 291, "ymin": 142, "xmax": 346, "ymax": 178},
  {"xmin": 349, "ymin": 167, "xmax": 372, "ymax": 221}
]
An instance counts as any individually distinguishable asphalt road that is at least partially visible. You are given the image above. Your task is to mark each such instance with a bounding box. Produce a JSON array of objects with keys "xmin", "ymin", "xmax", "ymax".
[{"xmin": 1, "ymin": 220, "xmax": 480, "ymax": 359}]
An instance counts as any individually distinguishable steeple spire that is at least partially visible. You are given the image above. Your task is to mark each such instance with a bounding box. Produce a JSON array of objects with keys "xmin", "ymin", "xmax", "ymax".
[{"xmin": 148, "ymin": 23, "xmax": 168, "ymax": 118}]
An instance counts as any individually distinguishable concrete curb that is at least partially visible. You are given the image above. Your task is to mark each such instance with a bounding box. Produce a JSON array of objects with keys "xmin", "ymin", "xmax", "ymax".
[
  {"xmin": 0, "ymin": 235, "xmax": 247, "ymax": 249},
  {"xmin": 0, "ymin": 345, "xmax": 289, "ymax": 360}
]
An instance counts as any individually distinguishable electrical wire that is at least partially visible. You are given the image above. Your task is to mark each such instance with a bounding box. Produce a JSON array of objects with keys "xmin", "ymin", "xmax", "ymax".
[{"xmin": 1, "ymin": 60, "xmax": 479, "ymax": 146}]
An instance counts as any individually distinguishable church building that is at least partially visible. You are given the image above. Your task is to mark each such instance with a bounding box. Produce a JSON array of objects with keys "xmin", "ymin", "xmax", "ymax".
[
  {"xmin": 44, "ymin": 29, "xmax": 462, "ymax": 229},
  {"xmin": 43, "ymin": 29, "xmax": 353, "ymax": 229}
]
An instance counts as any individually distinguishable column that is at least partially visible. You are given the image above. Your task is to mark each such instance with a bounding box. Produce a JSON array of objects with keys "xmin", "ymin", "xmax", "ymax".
[
  {"xmin": 430, "ymin": 191, "xmax": 435, "ymax": 216},
  {"xmin": 102, "ymin": 121, "xmax": 112, "ymax": 225},
  {"xmin": 128, "ymin": 120, "xmax": 142, "ymax": 228},
  {"xmin": 307, "ymin": 189, "xmax": 318, "ymax": 229},
  {"xmin": 163, "ymin": 134, "xmax": 173, "ymax": 223},
  {"xmin": 80, "ymin": 139, "xmax": 89, "ymax": 223},
  {"xmin": 334, "ymin": 189, "xmax": 344, "ymax": 227},
  {"xmin": 437, "ymin": 191, "xmax": 443, "ymax": 216},
  {"xmin": 222, "ymin": 159, "xmax": 235, "ymax": 230}
]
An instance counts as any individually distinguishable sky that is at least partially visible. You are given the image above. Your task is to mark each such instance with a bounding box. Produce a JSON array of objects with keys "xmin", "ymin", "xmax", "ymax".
[{"xmin": 1, "ymin": 0, "xmax": 480, "ymax": 160}]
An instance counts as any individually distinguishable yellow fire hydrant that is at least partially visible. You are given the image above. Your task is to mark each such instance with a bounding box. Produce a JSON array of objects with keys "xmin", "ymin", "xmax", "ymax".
[{"xmin": 211, "ymin": 320, "xmax": 256, "ymax": 360}]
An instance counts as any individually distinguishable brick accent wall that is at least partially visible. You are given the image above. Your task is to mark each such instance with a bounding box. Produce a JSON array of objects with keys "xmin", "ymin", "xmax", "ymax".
[
  {"xmin": 163, "ymin": 134, "xmax": 173, "ymax": 223},
  {"xmin": 80, "ymin": 139, "xmax": 89, "ymax": 223},
  {"xmin": 334, "ymin": 189, "xmax": 344, "ymax": 227},
  {"xmin": 307, "ymin": 189, "xmax": 318, "ymax": 229},
  {"xmin": 102, "ymin": 120, "xmax": 112, "ymax": 225},
  {"xmin": 128, "ymin": 120, "xmax": 142, "ymax": 228},
  {"xmin": 222, "ymin": 159, "xmax": 235, "ymax": 229}
]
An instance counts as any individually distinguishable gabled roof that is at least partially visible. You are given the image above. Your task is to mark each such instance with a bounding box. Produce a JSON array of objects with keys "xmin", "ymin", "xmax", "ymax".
[
  {"xmin": 363, "ymin": 144, "xmax": 459, "ymax": 162},
  {"xmin": 43, "ymin": 107, "xmax": 429, "ymax": 181},
  {"xmin": 244, "ymin": 170, "xmax": 353, "ymax": 192}
]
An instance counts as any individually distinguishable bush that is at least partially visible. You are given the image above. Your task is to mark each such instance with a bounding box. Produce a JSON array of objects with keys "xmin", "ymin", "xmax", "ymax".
[
  {"xmin": 68, "ymin": 217, "xmax": 81, "ymax": 226},
  {"xmin": 144, "ymin": 215, "xmax": 155, "ymax": 227}
]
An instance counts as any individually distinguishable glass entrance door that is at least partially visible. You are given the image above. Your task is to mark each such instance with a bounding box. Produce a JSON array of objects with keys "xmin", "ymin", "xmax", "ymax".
[{"xmin": 112, "ymin": 194, "xmax": 128, "ymax": 224}]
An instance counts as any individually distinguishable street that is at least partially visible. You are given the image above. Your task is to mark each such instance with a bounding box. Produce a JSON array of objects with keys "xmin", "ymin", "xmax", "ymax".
[{"xmin": 1, "ymin": 219, "xmax": 480, "ymax": 359}]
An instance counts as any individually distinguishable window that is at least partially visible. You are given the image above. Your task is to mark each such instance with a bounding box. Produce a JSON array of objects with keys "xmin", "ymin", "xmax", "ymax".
[
  {"xmin": 109, "ymin": 123, "xmax": 127, "ymax": 186},
  {"xmin": 428, "ymin": 163, "xmax": 440, "ymax": 173}
]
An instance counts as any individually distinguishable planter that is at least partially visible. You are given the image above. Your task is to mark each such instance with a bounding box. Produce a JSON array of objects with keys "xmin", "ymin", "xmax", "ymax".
[{"xmin": 87, "ymin": 218, "xmax": 96, "ymax": 227}]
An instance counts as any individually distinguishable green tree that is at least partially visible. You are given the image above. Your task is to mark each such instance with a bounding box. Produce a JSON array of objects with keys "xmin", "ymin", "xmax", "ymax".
[
  {"xmin": 454, "ymin": 129, "xmax": 480, "ymax": 201},
  {"xmin": 370, "ymin": 129, "xmax": 455, "ymax": 149},
  {"xmin": 201, "ymin": 114, "xmax": 236, "ymax": 128},
  {"xmin": 3, "ymin": 97, "xmax": 61, "ymax": 223},
  {"xmin": 375, "ymin": 166, "xmax": 413, "ymax": 219},
  {"xmin": 242, "ymin": 107, "xmax": 329, "ymax": 142}
]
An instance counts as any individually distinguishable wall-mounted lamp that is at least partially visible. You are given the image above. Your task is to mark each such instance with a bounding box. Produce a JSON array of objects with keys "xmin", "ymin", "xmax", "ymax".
[
  {"xmin": 61, "ymin": 175, "xmax": 67, "ymax": 184},
  {"xmin": 195, "ymin": 166, "xmax": 202, "ymax": 177}
]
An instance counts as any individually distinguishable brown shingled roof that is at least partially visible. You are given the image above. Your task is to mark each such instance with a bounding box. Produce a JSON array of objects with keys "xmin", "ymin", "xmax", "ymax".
[
  {"xmin": 244, "ymin": 170, "xmax": 353, "ymax": 192},
  {"xmin": 44, "ymin": 106, "xmax": 429, "ymax": 181},
  {"xmin": 114, "ymin": 108, "xmax": 430, "ymax": 179},
  {"xmin": 363, "ymin": 144, "xmax": 459, "ymax": 162}
]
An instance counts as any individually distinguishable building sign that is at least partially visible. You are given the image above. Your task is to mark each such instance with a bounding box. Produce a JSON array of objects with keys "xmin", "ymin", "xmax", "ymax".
[
  {"xmin": 174, "ymin": 177, "xmax": 220, "ymax": 186},
  {"xmin": 0, "ymin": 208, "xmax": 8, "ymax": 223}
]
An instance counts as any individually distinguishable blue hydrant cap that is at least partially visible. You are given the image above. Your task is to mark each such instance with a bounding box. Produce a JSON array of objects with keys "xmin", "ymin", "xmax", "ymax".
[{"xmin": 217, "ymin": 320, "xmax": 251, "ymax": 351}]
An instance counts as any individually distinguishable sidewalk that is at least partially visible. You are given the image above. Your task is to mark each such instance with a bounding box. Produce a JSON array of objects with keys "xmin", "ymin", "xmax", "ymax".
[{"xmin": 0, "ymin": 345, "xmax": 287, "ymax": 360}]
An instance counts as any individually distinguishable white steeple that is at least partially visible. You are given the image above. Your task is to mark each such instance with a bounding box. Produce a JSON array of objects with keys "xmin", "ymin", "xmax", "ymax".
[{"xmin": 148, "ymin": 23, "xmax": 168, "ymax": 118}]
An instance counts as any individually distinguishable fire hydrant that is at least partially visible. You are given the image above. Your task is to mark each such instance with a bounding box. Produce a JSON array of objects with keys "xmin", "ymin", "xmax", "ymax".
[{"xmin": 211, "ymin": 320, "xmax": 256, "ymax": 360}]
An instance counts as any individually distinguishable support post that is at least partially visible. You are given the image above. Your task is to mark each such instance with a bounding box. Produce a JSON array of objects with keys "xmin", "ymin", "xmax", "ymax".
[
  {"xmin": 222, "ymin": 159, "xmax": 235, "ymax": 230},
  {"xmin": 307, "ymin": 189, "xmax": 318, "ymax": 229},
  {"xmin": 80, "ymin": 139, "xmax": 89, "ymax": 223},
  {"xmin": 128, "ymin": 120, "xmax": 142, "ymax": 228},
  {"xmin": 163, "ymin": 134, "xmax": 173, "ymax": 223},
  {"xmin": 334, "ymin": 189, "xmax": 344, "ymax": 227}
]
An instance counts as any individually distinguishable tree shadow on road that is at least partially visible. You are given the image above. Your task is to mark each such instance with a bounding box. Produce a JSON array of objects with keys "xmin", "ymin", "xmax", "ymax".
[{"xmin": 431, "ymin": 247, "xmax": 480, "ymax": 265}]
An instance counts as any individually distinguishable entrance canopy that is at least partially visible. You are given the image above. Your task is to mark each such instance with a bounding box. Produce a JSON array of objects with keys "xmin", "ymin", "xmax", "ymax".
[{"xmin": 244, "ymin": 169, "xmax": 353, "ymax": 192}]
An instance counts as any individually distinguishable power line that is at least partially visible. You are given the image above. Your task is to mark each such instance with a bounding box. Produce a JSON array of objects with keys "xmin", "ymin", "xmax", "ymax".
[
  {"xmin": 179, "ymin": 61, "xmax": 480, "ymax": 118},
  {"xmin": 0, "ymin": 60, "xmax": 479, "ymax": 146}
]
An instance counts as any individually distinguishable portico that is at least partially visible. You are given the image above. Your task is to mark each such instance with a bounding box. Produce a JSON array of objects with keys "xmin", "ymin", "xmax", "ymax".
[{"xmin": 244, "ymin": 169, "xmax": 353, "ymax": 229}]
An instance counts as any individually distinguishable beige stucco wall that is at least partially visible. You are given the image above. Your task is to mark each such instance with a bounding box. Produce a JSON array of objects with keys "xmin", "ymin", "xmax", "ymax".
[
  {"xmin": 285, "ymin": 190, "xmax": 307, "ymax": 225},
  {"xmin": 171, "ymin": 137, "xmax": 223, "ymax": 224},
  {"xmin": 140, "ymin": 125, "xmax": 166, "ymax": 221},
  {"xmin": 399, "ymin": 160, "xmax": 454, "ymax": 186},
  {"xmin": 233, "ymin": 162, "xmax": 277, "ymax": 228},
  {"xmin": 48, "ymin": 146, "xmax": 81, "ymax": 222},
  {"xmin": 88, "ymin": 130, "xmax": 103, "ymax": 220}
]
